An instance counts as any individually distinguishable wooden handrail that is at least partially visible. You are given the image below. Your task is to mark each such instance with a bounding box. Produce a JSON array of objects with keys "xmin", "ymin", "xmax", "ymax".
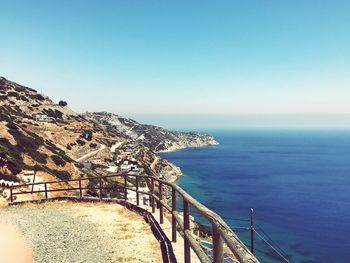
[{"xmin": 10, "ymin": 173, "xmax": 260, "ymax": 263}]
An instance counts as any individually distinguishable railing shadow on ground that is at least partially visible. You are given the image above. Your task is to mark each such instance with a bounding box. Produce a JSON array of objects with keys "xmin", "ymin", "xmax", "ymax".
[{"xmin": 10, "ymin": 173, "xmax": 260, "ymax": 263}]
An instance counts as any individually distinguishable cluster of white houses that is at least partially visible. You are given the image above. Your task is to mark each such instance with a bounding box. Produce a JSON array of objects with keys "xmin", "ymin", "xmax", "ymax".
[{"xmin": 77, "ymin": 158, "xmax": 144, "ymax": 176}]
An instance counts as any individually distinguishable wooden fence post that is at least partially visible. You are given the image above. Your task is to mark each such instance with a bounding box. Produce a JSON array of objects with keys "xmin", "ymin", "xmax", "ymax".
[
  {"xmin": 183, "ymin": 199, "xmax": 190, "ymax": 263},
  {"xmin": 124, "ymin": 174, "xmax": 128, "ymax": 201},
  {"xmin": 159, "ymin": 182, "xmax": 163, "ymax": 224},
  {"xmin": 250, "ymin": 208, "xmax": 254, "ymax": 254},
  {"xmin": 151, "ymin": 178, "xmax": 155, "ymax": 213},
  {"xmin": 79, "ymin": 179, "xmax": 82, "ymax": 198},
  {"xmin": 10, "ymin": 186, "xmax": 13, "ymax": 203},
  {"xmin": 44, "ymin": 183, "xmax": 48, "ymax": 199},
  {"xmin": 172, "ymin": 187, "xmax": 177, "ymax": 242},
  {"xmin": 136, "ymin": 176, "xmax": 139, "ymax": 206},
  {"xmin": 212, "ymin": 224, "xmax": 224, "ymax": 263},
  {"xmin": 99, "ymin": 177, "xmax": 103, "ymax": 201}
]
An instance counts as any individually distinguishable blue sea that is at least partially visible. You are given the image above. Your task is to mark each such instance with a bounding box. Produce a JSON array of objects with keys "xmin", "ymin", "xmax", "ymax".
[{"xmin": 160, "ymin": 130, "xmax": 350, "ymax": 263}]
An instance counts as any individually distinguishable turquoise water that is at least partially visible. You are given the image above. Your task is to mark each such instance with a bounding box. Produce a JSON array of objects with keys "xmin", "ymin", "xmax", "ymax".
[{"xmin": 160, "ymin": 130, "xmax": 350, "ymax": 263}]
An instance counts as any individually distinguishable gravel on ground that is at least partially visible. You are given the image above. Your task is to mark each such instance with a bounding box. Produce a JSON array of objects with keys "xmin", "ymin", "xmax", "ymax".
[{"xmin": 0, "ymin": 201, "xmax": 163, "ymax": 263}]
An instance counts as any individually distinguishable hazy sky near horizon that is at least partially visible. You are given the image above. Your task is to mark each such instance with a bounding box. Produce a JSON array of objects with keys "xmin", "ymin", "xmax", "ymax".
[{"xmin": 1, "ymin": 1, "xmax": 350, "ymax": 128}]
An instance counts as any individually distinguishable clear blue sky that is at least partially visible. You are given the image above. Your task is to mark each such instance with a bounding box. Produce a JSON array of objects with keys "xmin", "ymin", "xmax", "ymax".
[{"xmin": 1, "ymin": 1, "xmax": 350, "ymax": 129}]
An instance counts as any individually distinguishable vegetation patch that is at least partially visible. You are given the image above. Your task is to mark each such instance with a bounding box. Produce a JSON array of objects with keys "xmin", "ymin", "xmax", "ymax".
[
  {"xmin": 76, "ymin": 139, "xmax": 86, "ymax": 146},
  {"xmin": 42, "ymin": 108, "xmax": 64, "ymax": 119},
  {"xmin": 29, "ymin": 94, "xmax": 45, "ymax": 101},
  {"xmin": 0, "ymin": 172, "xmax": 20, "ymax": 182},
  {"xmin": 5, "ymin": 122, "xmax": 48, "ymax": 165},
  {"xmin": 7, "ymin": 91, "xmax": 20, "ymax": 99},
  {"xmin": 38, "ymin": 165, "xmax": 71, "ymax": 181},
  {"xmin": 51, "ymin": 155, "xmax": 66, "ymax": 166}
]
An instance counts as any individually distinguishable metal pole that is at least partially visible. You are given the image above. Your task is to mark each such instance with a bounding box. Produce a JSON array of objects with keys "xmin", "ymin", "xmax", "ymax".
[
  {"xmin": 250, "ymin": 208, "xmax": 254, "ymax": 254},
  {"xmin": 172, "ymin": 187, "xmax": 177, "ymax": 242}
]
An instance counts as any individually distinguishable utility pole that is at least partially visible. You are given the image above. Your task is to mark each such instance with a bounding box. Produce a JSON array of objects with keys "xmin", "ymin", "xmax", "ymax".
[{"xmin": 250, "ymin": 208, "xmax": 254, "ymax": 254}]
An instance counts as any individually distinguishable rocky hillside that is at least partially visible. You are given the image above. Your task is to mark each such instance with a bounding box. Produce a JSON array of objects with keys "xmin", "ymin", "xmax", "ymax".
[
  {"xmin": 0, "ymin": 76, "xmax": 218, "ymax": 187},
  {"xmin": 0, "ymin": 77, "xmax": 79, "ymax": 181},
  {"xmin": 82, "ymin": 112, "xmax": 218, "ymax": 152}
]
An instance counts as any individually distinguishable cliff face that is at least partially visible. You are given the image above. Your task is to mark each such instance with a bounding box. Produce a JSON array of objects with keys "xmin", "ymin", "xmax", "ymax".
[
  {"xmin": 0, "ymin": 76, "xmax": 218, "ymax": 185},
  {"xmin": 82, "ymin": 112, "xmax": 219, "ymax": 152}
]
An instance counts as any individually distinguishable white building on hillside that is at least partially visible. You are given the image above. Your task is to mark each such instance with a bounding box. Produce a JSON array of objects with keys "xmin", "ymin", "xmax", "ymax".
[{"xmin": 32, "ymin": 114, "xmax": 54, "ymax": 122}]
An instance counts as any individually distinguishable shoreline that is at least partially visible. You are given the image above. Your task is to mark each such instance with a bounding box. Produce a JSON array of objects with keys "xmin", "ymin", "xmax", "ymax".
[
  {"xmin": 158, "ymin": 142, "xmax": 220, "ymax": 184},
  {"xmin": 157, "ymin": 141, "xmax": 219, "ymax": 154}
]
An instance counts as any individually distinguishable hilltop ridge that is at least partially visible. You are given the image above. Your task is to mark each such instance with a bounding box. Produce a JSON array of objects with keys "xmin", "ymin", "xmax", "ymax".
[{"xmin": 82, "ymin": 112, "xmax": 218, "ymax": 152}]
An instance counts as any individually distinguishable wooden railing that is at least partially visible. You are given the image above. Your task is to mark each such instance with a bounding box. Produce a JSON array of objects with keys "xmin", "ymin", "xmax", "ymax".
[{"xmin": 10, "ymin": 173, "xmax": 260, "ymax": 263}]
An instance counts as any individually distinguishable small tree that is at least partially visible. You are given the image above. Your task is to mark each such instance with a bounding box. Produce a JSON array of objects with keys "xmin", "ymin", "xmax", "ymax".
[{"xmin": 58, "ymin": 100, "xmax": 67, "ymax": 106}]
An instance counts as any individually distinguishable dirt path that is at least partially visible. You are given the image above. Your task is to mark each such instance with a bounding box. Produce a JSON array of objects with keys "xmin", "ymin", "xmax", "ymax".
[
  {"xmin": 0, "ymin": 202, "xmax": 163, "ymax": 263},
  {"xmin": 110, "ymin": 141, "xmax": 123, "ymax": 153},
  {"xmin": 75, "ymin": 144, "xmax": 106, "ymax": 162},
  {"xmin": 150, "ymin": 156, "xmax": 160, "ymax": 171}
]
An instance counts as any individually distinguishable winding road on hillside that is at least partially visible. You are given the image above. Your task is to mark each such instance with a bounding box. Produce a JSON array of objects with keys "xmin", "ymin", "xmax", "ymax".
[{"xmin": 75, "ymin": 144, "xmax": 106, "ymax": 162}]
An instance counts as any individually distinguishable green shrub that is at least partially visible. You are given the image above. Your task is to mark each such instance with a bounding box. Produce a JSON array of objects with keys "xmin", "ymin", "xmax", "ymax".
[
  {"xmin": 38, "ymin": 166, "xmax": 71, "ymax": 181},
  {"xmin": 43, "ymin": 109, "xmax": 63, "ymax": 119},
  {"xmin": 51, "ymin": 155, "xmax": 66, "ymax": 166},
  {"xmin": 76, "ymin": 139, "xmax": 86, "ymax": 146},
  {"xmin": 58, "ymin": 100, "xmax": 67, "ymax": 106},
  {"xmin": 54, "ymin": 170, "xmax": 71, "ymax": 180},
  {"xmin": 6, "ymin": 122, "xmax": 18, "ymax": 130},
  {"xmin": 0, "ymin": 173, "xmax": 19, "ymax": 182},
  {"xmin": 7, "ymin": 91, "xmax": 20, "ymax": 99},
  {"xmin": 31, "ymin": 151, "xmax": 48, "ymax": 164},
  {"xmin": 19, "ymin": 96, "xmax": 29, "ymax": 101},
  {"xmin": 30, "ymin": 94, "xmax": 45, "ymax": 101},
  {"xmin": 6, "ymin": 161, "xmax": 22, "ymax": 175},
  {"xmin": 14, "ymin": 85, "xmax": 26, "ymax": 92}
]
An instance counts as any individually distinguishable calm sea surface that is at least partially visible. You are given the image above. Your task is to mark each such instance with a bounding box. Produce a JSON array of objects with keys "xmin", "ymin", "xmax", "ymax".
[{"xmin": 160, "ymin": 129, "xmax": 350, "ymax": 263}]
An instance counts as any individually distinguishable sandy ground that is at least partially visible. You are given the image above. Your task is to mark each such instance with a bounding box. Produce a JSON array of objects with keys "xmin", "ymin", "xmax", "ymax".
[{"xmin": 0, "ymin": 202, "xmax": 163, "ymax": 263}]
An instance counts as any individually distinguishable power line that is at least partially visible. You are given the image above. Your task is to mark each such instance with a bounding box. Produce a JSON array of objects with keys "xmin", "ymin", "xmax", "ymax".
[
  {"xmin": 254, "ymin": 229, "xmax": 291, "ymax": 263},
  {"xmin": 255, "ymin": 224, "xmax": 292, "ymax": 262}
]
